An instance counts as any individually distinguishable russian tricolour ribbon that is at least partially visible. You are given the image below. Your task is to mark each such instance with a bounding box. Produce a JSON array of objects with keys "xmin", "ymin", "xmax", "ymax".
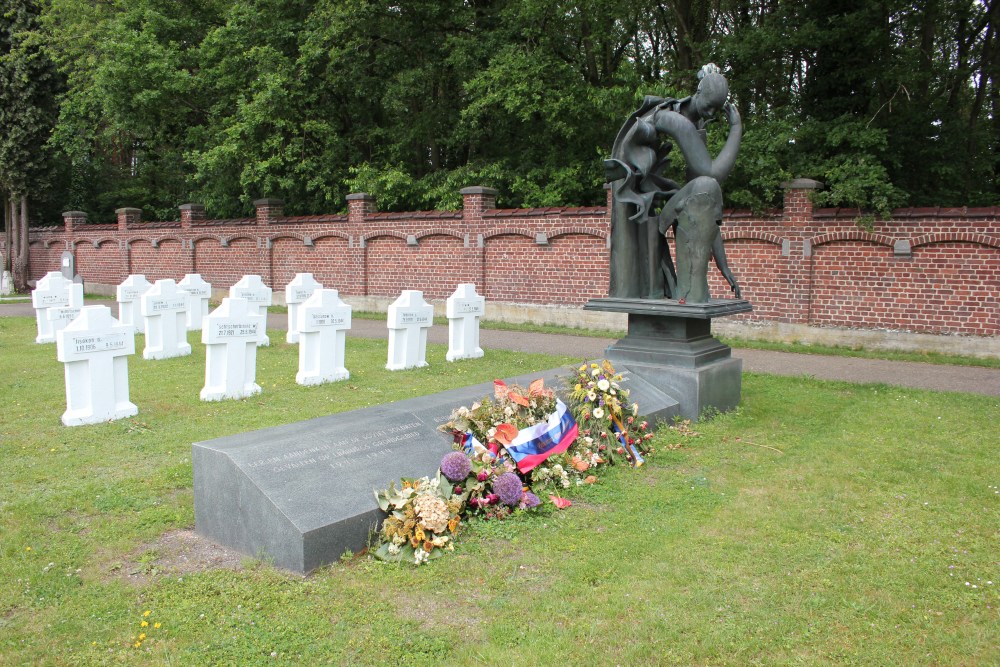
[{"xmin": 462, "ymin": 399, "xmax": 578, "ymax": 473}]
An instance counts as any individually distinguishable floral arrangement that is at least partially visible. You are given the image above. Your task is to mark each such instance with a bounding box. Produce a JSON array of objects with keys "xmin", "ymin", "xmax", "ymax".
[
  {"xmin": 441, "ymin": 379, "xmax": 558, "ymax": 458},
  {"xmin": 373, "ymin": 472, "xmax": 463, "ymax": 565},
  {"xmin": 372, "ymin": 365, "xmax": 659, "ymax": 565}
]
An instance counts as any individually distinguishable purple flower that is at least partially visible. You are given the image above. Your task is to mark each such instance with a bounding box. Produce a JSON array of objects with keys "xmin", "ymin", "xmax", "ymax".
[
  {"xmin": 519, "ymin": 491, "xmax": 542, "ymax": 510},
  {"xmin": 440, "ymin": 451, "xmax": 473, "ymax": 482},
  {"xmin": 493, "ymin": 472, "xmax": 524, "ymax": 507}
]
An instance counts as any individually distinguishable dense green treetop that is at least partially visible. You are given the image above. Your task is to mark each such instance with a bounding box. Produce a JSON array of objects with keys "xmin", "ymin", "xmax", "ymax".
[{"xmin": 11, "ymin": 0, "xmax": 998, "ymax": 223}]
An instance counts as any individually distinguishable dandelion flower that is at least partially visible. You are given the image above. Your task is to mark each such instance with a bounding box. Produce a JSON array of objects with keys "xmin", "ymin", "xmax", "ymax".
[
  {"xmin": 143, "ymin": 611, "xmax": 151, "ymax": 617},
  {"xmin": 154, "ymin": 623, "xmax": 161, "ymax": 629},
  {"xmin": 141, "ymin": 621, "xmax": 148, "ymax": 628}
]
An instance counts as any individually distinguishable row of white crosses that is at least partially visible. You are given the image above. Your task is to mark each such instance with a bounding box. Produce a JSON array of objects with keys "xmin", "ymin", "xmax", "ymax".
[{"xmin": 35, "ymin": 270, "xmax": 485, "ymax": 426}]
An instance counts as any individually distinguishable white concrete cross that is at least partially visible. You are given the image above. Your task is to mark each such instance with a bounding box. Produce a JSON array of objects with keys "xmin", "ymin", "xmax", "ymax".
[
  {"xmin": 116, "ymin": 274, "xmax": 152, "ymax": 334},
  {"xmin": 386, "ymin": 290, "xmax": 434, "ymax": 370},
  {"xmin": 446, "ymin": 283, "xmax": 485, "ymax": 361},
  {"xmin": 46, "ymin": 281, "xmax": 85, "ymax": 340},
  {"xmin": 229, "ymin": 275, "xmax": 272, "ymax": 346},
  {"xmin": 284, "ymin": 272, "xmax": 322, "ymax": 344},
  {"xmin": 56, "ymin": 305, "xmax": 138, "ymax": 426},
  {"xmin": 296, "ymin": 288, "xmax": 352, "ymax": 385},
  {"xmin": 141, "ymin": 279, "xmax": 192, "ymax": 360},
  {"xmin": 179, "ymin": 273, "xmax": 212, "ymax": 331},
  {"xmin": 32, "ymin": 271, "xmax": 75, "ymax": 343},
  {"xmin": 201, "ymin": 297, "xmax": 266, "ymax": 401}
]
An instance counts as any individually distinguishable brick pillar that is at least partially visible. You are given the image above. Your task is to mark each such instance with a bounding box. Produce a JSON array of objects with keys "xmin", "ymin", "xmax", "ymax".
[
  {"xmin": 779, "ymin": 179, "xmax": 823, "ymax": 324},
  {"xmin": 346, "ymin": 193, "xmax": 376, "ymax": 296},
  {"xmin": 460, "ymin": 186, "xmax": 497, "ymax": 300},
  {"xmin": 460, "ymin": 186, "xmax": 498, "ymax": 223},
  {"xmin": 115, "ymin": 207, "xmax": 141, "ymax": 232},
  {"xmin": 346, "ymin": 192, "xmax": 376, "ymax": 223},
  {"xmin": 253, "ymin": 198, "xmax": 284, "ymax": 226},
  {"xmin": 62, "ymin": 210, "xmax": 87, "ymax": 235},
  {"xmin": 781, "ymin": 178, "xmax": 823, "ymax": 227},
  {"xmin": 179, "ymin": 203, "xmax": 205, "ymax": 230}
]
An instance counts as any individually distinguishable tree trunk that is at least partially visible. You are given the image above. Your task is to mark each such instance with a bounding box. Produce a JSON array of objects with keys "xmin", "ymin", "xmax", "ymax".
[{"xmin": 12, "ymin": 195, "xmax": 30, "ymax": 292}]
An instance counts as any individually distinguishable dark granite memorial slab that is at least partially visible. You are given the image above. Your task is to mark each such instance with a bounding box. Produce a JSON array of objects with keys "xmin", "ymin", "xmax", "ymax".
[{"xmin": 193, "ymin": 368, "xmax": 576, "ymax": 573}]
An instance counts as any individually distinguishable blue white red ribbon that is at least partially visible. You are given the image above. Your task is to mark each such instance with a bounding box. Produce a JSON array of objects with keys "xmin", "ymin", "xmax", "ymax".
[
  {"xmin": 462, "ymin": 399, "xmax": 578, "ymax": 473},
  {"xmin": 611, "ymin": 414, "xmax": 644, "ymax": 467}
]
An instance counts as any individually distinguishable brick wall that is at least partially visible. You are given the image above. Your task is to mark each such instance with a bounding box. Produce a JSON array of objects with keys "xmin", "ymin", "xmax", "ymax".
[{"xmin": 15, "ymin": 183, "xmax": 999, "ymax": 338}]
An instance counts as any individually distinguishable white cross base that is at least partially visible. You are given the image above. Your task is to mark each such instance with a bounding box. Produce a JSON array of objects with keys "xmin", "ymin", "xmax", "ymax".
[
  {"xmin": 386, "ymin": 290, "xmax": 434, "ymax": 370},
  {"xmin": 56, "ymin": 306, "xmax": 138, "ymax": 426},
  {"xmin": 141, "ymin": 279, "xmax": 192, "ymax": 360},
  {"xmin": 42, "ymin": 280, "xmax": 85, "ymax": 343},
  {"xmin": 229, "ymin": 275, "xmax": 272, "ymax": 347},
  {"xmin": 296, "ymin": 288, "xmax": 351, "ymax": 385},
  {"xmin": 201, "ymin": 297, "xmax": 266, "ymax": 401},
  {"xmin": 446, "ymin": 283, "xmax": 485, "ymax": 361},
  {"xmin": 117, "ymin": 275, "xmax": 152, "ymax": 334},
  {"xmin": 179, "ymin": 273, "xmax": 212, "ymax": 331},
  {"xmin": 285, "ymin": 272, "xmax": 322, "ymax": 344},
  {"xmin": 32, "ymin": 271, "xmax": 75, "ymax": 343}
]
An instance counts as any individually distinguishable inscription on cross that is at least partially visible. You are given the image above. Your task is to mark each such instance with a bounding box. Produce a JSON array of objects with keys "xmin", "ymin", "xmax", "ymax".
[
  {"xmin": 116, "ymin": 274, "xmax": 152, "ymax": 334},
  {"xmin": 141, "ymin": 279, "xmax": 192, "ymax": 360},
  {"xmin": 284, "ymin": 272, "xmax": 322, "ymax": 344},
  {"xmin": 296, "ymin": 288, "xmax": 352, "ymax": 386},
  {"xmin": 56, "ymin": 305, "xmax": 138, "ymax": 426},
  {"xmin": 201, "ymin": 297, "xmax": 266, "ymax": 401},
  {"xmin": 32, "ymin": 271, "xmax": 76, "ymax": 343},
  {"xmin": 446, "ymin": 283, "xmax": 486, "ymax": 361},
  {"xmin": 229, "ymin": 275, "xmax": 272, "ymax": 346},
  {"xmin": 386, "ymin": 290, "xmax": 434, "ymax": 370},
  {"xmin": 179, "ymin": 273, "xmax": 212, "ymax": 331}
]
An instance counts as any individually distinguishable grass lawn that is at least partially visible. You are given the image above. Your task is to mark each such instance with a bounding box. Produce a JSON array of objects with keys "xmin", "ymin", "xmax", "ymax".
[{"xmin": 0, "ymin": 315, "xmax": 997, "ymax": 665}]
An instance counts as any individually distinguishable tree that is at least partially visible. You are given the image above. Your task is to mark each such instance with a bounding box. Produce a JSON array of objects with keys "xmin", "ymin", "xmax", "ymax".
[{"xmin": 0, "ymin": 0, "xmax": 62, "ymax": 291}]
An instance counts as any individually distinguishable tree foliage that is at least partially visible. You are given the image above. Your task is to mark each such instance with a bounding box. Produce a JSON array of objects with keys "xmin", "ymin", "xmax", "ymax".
[{"xmin": 2, "ymin": 0, "xmax": 994, "ymax": 227}]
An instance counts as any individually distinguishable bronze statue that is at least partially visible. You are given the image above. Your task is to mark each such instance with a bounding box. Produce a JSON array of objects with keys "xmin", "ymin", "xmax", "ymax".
[{"xmin": 605, "ymin": 64, "xmax": 742, "ymax": 302}]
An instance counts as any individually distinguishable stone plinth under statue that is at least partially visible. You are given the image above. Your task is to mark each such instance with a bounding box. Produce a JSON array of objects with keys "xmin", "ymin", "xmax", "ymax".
[{"xmin": 585, "ymin": 297, "xmax": 752, "ymax": 420}]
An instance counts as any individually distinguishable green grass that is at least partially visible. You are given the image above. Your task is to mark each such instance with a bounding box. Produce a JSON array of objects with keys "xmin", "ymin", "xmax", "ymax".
[{"xmin": 1, "ymin": 315, "xmax": 997, "ymax": 665}]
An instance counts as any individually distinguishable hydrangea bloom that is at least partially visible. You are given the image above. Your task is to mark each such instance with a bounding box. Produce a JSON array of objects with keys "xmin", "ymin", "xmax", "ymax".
[
  {"xmin": 440, "ymin": 451, "xmax": 472, "ymax": 482},
  {"xmin": 493, "ymin": 472, "xmax": 524, "ymax": 506}
]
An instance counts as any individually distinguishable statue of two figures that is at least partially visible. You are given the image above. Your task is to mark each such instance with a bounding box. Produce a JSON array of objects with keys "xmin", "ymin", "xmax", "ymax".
[{"xmin": 605, "ymin": 64, "xmax": 743, "ymax": 304}]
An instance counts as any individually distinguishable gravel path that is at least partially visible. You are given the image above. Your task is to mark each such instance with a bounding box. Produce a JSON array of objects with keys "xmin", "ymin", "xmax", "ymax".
[{"xmin": 3, "ymin": 300, "xmax": 997, "ymax": 397}]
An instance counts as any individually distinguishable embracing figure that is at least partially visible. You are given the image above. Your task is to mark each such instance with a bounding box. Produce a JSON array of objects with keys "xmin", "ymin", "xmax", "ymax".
[{"xmin": 605, "ymin": 64, "xmax": 742, "ymax": 303}]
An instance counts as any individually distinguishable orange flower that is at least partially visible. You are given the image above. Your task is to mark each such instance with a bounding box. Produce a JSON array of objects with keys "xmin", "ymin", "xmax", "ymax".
[
  {"xmin": 423, "ymin": 541, "xmax": 434, "ymax": 552},
  {"xmin": 509, "ymin": 391, "xmax": 530, "ymax": 407},
  {"xmin": 571, "ymin": 456, "xmax": 589, "ymax": 472},
  {"xmin": 528, "ymin": 378, "xmax": 546, "ymax": 397},
  {"xmin": 447, "ymin": 517, "xmax": 460, "ymax": 533},
  {"xmin": 584, "ymin": 475, "xmax": 598, "ymax": 484},
  {"xmin": 493, "ymin": 423, "xmax": 518, "ymax": 445}
]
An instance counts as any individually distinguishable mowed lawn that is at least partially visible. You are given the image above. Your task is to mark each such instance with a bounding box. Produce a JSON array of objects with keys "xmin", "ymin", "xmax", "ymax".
[{"xmin": 0, "ymin": 315, "xmax": 997, "ymax": 665}]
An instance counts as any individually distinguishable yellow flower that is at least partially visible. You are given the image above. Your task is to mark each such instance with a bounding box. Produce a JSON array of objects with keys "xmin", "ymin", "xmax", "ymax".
[
  {"xmin": 134, "ymin": 641, "xmax": 142, "ymax": 648},
  {"xmin": 154, "ymin": 623, "xmax": 161, "ymax": 629},
  {"xmin": 138, "ymin": 633, "xmax": 146, "ymax": 641},
  {"xmin": 590, "ymin": 363, "xmax": 598, "ymax": 369},
  {"xmin": 578, "ymin": 365, "xmax": 586, "ymax": 372},
  {"xmin": 141, "ymin": 621, "xmax": 148, "ymax": 627},
  {"xmin": 143, "ymin": 610, "xmax": 151, "ymax": 617},
  {"xmin": 25, "ymin": 547, "xmax": 31, "ymax": 551}
]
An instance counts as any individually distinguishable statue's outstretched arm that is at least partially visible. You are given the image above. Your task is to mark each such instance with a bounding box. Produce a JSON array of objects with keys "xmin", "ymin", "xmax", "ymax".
[
  {"xmin": 712, "ymin": 231, "xmax": 741, "ymax": 298},
  {"xmin": 653, "ymin": 103, "xmax": 742, "ymax": 184}
]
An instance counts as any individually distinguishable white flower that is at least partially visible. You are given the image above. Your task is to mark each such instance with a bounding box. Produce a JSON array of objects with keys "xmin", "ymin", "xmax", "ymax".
[
  {"xmin": 591, "ymin": 369, "xmax": 600, "ymax": 377},
  {"xmin": 414, "ymin": 549, "xmax": 428, "ymax": 565},
  {"xmin": 593, "ymin": 407, "xmax": 605, "ymax": 419},
  {"xmin": 387, "ymin": 543, "xmax": 401, "ymax": 555},
  {"xmin": 632, "ymin": 403, "xmax": 639, "ymax": 416},
  {"xmin": 597, "ymin": 379, "xmax": 610, "ymax": 391},
  {"xmin": 587, "ymin": 392, "xmax": 597, "ymax": 402}
]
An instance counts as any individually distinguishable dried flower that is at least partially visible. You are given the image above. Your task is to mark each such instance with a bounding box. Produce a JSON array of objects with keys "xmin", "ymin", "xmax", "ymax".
[{"xmin": 412, "ymin": 495, "xmax": 450, "ymax": 533}]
